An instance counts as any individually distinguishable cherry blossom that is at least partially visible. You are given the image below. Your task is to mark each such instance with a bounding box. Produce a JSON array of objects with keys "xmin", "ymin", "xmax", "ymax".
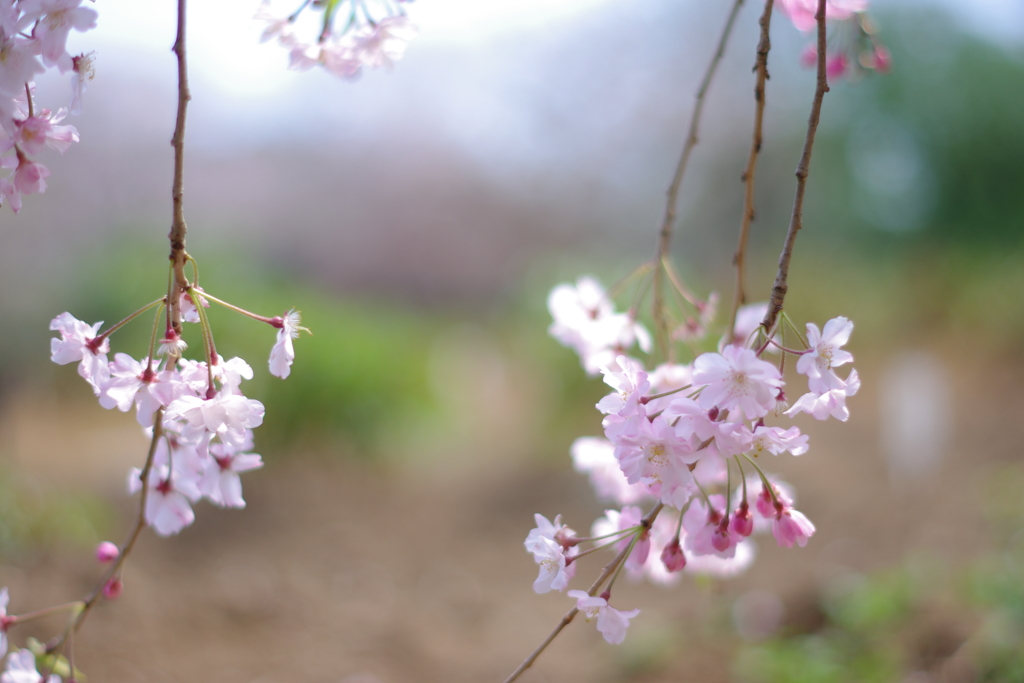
[
  {"xmin": 69, "ymin": 51, "xmax": 95, "ymax": 115},
  {"xmin": 778, "ymin": 0, "xmax": 867, "ymax": 32},
  {"xmin": 2, "ymin": 648, "xmax": 60, "ymax": 683},
  {"xmin": 128, "ymin": 462, "xmax": 200, "ymax": 537},
  {"xmin": 570, "ymin": 437, "xmax": 650, "ymax": 505},
  {"xmin": 22, "ymin": 0, "xmax": 98, "ymax": 68},
  {"xmin": 591, "ymin": 506, "xmax": 649, "ymax": 574},
  {"xmin": 692, "ymin": 345, "xmax": 782, "ymax": 419},
  {"xmin": 269, "ymin": 309, "xmax": 305, "ymax": 379},
  {"xmin": 524, "ymin": 513, "xmax": 576, "ymax": 555},
  {"xmin": 567, "ymin": 590, "xmax": 640, "ymax": 645},
  {"xmin": 549, "ymin": 276, "xmax": 650, "ymax": 375},
  {"xmin": 529, "ymin": 536, "xmax": 574, "ymax": 594},
  {"xmin": 198, "ymin": 439, "xmax": 263, "ymax": 508},
  {"xmin": 749, "ymin": 424, "xmax": 809, "ymax": 457},
  {"xmin": 49, "ymin": 311, "xmax": 108, "ymax": 393},
  {"xmin": 797, "ymin": 316, "xmax": 854, "ymax": 393},
  {"xmin": 772, "ymin": 506, "xmax": 816, "ymax": 548},
  {"xmin": 596, "ymin": 355, "xmax": 650, "ymax": 416},
  {"xmin": 786, "ymin": 368, "xmax": 860, "ymax": 421}
]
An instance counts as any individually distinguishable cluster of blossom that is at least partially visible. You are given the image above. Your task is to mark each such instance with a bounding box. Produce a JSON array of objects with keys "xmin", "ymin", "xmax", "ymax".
[
  {"xmin": 48, "ymin": 290, "xmax": 307, "ymax": 537},
  {"xmin": 256, "ymin": 0, "xmax": 416, "ymax": 79},
  {"xmin": 778, "ymin": 0, "xmax": 889, "ymax": 79},
  {"xmin": 0, "ymin": 0, "xmax": 96, "ymax": 213},
  {"xmin": 527, "ymin": 277, "xmax": 859, "ymax": 644}
]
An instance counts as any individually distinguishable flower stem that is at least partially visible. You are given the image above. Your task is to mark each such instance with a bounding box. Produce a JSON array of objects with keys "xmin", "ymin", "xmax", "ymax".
[
  {"xmin": 728, "ymin": 0, "xmax": 775, "ymax": 340},
  {"xmin": 503, "ymin": 503, "xmax": 663, "ymax": 683},
  {"xmin": 762, "ymin": 0, "xmax": 831, "ymax": 332}
]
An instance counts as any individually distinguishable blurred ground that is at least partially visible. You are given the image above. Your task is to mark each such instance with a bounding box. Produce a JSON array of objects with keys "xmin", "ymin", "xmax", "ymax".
[{"xmin": 0, "ymin": 341, "xmax": 1017, "ymax": 682}]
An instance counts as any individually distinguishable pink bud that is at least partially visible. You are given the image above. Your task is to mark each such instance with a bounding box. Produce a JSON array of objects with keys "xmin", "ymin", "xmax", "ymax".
[
  {"xmin": 800, "ymin": 43, "xmax": 817, "ymax": 69},
  {"xmin": 731, "ymin": 506, "xmax": 754, "ymax": 537},
  {"xmin": 872, "ymin": 45, "xmax": 891, "ymax": 73},
  {"xmin": 711, "ymin": 526, "xmax": 732, "ymax": 553},
  {"xmin": 660, "ymin": 538, "xmax": 686, "ymax": 572},
  {"xmin": 826, "ymin": 53, "xmax": 848, "ymax": 80},
  {"xmin": 102, "ymin": 578, "xmax": 123, "ymax": 600},
  {"xmin": 755, "ymin": 487, "xmax": 775, "ymax": 519},
  {"xmin": 95, "ymin": 541, "xmax": 119, "ymax": 563}
]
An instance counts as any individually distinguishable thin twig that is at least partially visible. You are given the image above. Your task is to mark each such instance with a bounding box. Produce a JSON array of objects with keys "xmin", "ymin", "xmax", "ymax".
[
  {"xmin": 652, "ymin": 0, "xmax": 746, "ymax": 358},
  {"xmin": 502, "ymin": 503, "xmax": 664, "ymax": 683},
  {"xmin": 728, "ymin": 0, "xmax": 774, "ymax": 340},
  {"xmin": 761, "ymin": 0, "xmax": 830, "ymax": 333},
  {"xmin": 167, "ymin": 0, "xmax": 192, "ymax": 337},
  {"xmin": 74, "ymin": 411, "xmax": 164, "ymax": 632}
]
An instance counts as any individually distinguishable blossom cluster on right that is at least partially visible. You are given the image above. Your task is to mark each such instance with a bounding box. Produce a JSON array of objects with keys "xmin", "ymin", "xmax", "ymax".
[{"xmin": 525, "ymin": 276, "xmax": 859, "ymax": 645}]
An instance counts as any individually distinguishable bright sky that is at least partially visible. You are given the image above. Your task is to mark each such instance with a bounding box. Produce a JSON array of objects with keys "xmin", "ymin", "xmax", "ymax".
[{"xmin": 75, "ymin": 0, "xmax": 1022, "ymax": 102}]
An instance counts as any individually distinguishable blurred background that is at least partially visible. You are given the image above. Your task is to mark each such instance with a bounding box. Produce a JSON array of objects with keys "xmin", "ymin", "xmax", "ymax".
[{"xmin": 2, "ymin": 0, "xmax": 1024, "ymax": 681}]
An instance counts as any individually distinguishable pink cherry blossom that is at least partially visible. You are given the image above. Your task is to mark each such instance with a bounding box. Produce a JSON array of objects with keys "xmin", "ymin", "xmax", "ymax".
[
  {"xmin": 772, "ymin": 507, "xmax": 816, "ymax": 548},
  {"xmin": 596, "ymin": 355, "xmax": 649, "ymax": 416},
  {"xmin": 524, "ymin": 513, "xmax": 576, "ymax": 556},
  {"xmin": 777, "ymin": 0, "xmax": 868, "ymax": 32},
  {"xmin": 750, "ymin": 424, "xmax": 809, "ymax": 457},
  {"xmin": 786, "ymin": 368, "xmax": 860, "ymax": 421},
  {"xmin": 165, "ymin": 393, "xmax": 265, "ymax": 438},
  {"xmin": 13, "ymin": 154, "xmax": 49, "ymax": 195},
  {"xmin": 570, "ymin": 437, "xmax": 650, "ymax": 505},
  {"xmin": 95, "ymin": 541, "xmax": 119, "ymax": 563},
  {"xmin": 269, "ymin": 309, "xmax": 305, "ymax": 379},
  {"xmin": 692, "ymin": 345, "xmax": 782, "ymax": 419},
  {"xmin": 198, "ymin": 440, "xmax": 263, "ymax": 508},
  {"xmin": 548, "ymin": 277, "xmax": 650, "ymax": 375},
  {"xmin": 721, "ymin": 301, "xmax": 769, "ymax": 350},
  {"xmin": 69, "ymin": 51, "xmax": 95, "ymax": 114},
  {"xmin": 529, "ymin": 536, "xmax": 573, "ymax": 594},
  {"xmin": 591, "ymin": 506, "xmax": 649, "ymax": 574},
  {"xmin": 6, "ymin": 109, "xmax": 78, "ymax": 155},
  {"xmin": 2, "ymin": 648, "xmax": 59, "ymax": 683},
  {"xmin": 613, "ymin": 414, "xmax": 697, "ymax": 508},
  {"xmin": 350, "ymin": 15, "xmax": 417, "ymax": 70},
  {"xmin": 567, "ymin": 590, "xmax": 640, "ymax": 644},
  {"xmin": 22, "ymin": 0, "xmax": 98, "ymax": 68},
  {"xmin": 49, "ymin": 311, "xmax": 108, "ymax": 393},
  {"xmin": 128, "ymin": 462, "xmax": 200, "ymax": 537},
  {"xmin": 797, "ymin": 317, "xmax": 854, "ymax": 393}
]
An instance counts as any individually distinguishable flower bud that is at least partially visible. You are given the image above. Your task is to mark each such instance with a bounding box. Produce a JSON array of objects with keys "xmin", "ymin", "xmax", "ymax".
[
  {"xmin": 103, "ymin": 578, "xmax": 123, "ymax": 600},
  {"xmin": 660, "ymin": 537, "xmax": 686, "ymax": 572},
  {"xmin": 95, "ymin": 541, "xmax": 119, "ymax": 563}
]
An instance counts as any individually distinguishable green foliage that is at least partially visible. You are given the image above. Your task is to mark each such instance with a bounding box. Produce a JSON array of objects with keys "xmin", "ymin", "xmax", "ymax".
[{"xmin": 0, "ymin": 464, "xmax": 113, "ymax": 557}]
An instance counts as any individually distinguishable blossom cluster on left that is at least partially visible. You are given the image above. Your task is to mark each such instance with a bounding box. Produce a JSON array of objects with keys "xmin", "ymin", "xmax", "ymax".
[
  {"xmin": 0, "ymin": 0, "xmax": 96, "ymax": 213},
  {"xmin": 0, "ymin": 263, "xmax": 307, "ymax": 681}
]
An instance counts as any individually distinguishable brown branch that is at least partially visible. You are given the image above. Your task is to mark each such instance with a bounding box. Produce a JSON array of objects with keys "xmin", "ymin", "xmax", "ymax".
[
  {"xmin": 502, "ymin": 503, "xmax": 664, "ymax": 683},
  {"xmin": 73, "ymin": 411, "xmax": 164, "ymax": 633},
  {"xmin": 652, "ymin": 0, "xmax": 746, "ymax": 358},
  {"xmin": 167, "ymin": 0, "xmax": 192, "ymax": 337},
  {"xmin": 761, "ymin": 0, "xmax": 830, "ymax": 334},
  {"xmin": 728, "ymin": 0, "xmax": 774, "ymax": 341}
]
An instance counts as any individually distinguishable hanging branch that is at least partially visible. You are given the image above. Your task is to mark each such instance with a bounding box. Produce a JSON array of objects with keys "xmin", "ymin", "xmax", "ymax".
[
  {"xmin": 167, "ymin": 0, "xmax": 192, "ymax": 337},
  {"xmin": 502, "ymin": 504, "xmax": 664, "ymax": 683},
  {"xmin": 652, "ymin": 0, "xmax": 746, "ymax": 357},
  {"xmin": 761, "ymin": 0, "xmax": 829, "ymax": 334},
  {"xmin": 728, "ymin": 0, "xmax": 774, "ymax": 339}
]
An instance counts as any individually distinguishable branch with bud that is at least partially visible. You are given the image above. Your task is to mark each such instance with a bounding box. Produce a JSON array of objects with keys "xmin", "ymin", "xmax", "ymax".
[{"xmin": 506, "ymin": 0, "xmax": 882, "ymax": 678}]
